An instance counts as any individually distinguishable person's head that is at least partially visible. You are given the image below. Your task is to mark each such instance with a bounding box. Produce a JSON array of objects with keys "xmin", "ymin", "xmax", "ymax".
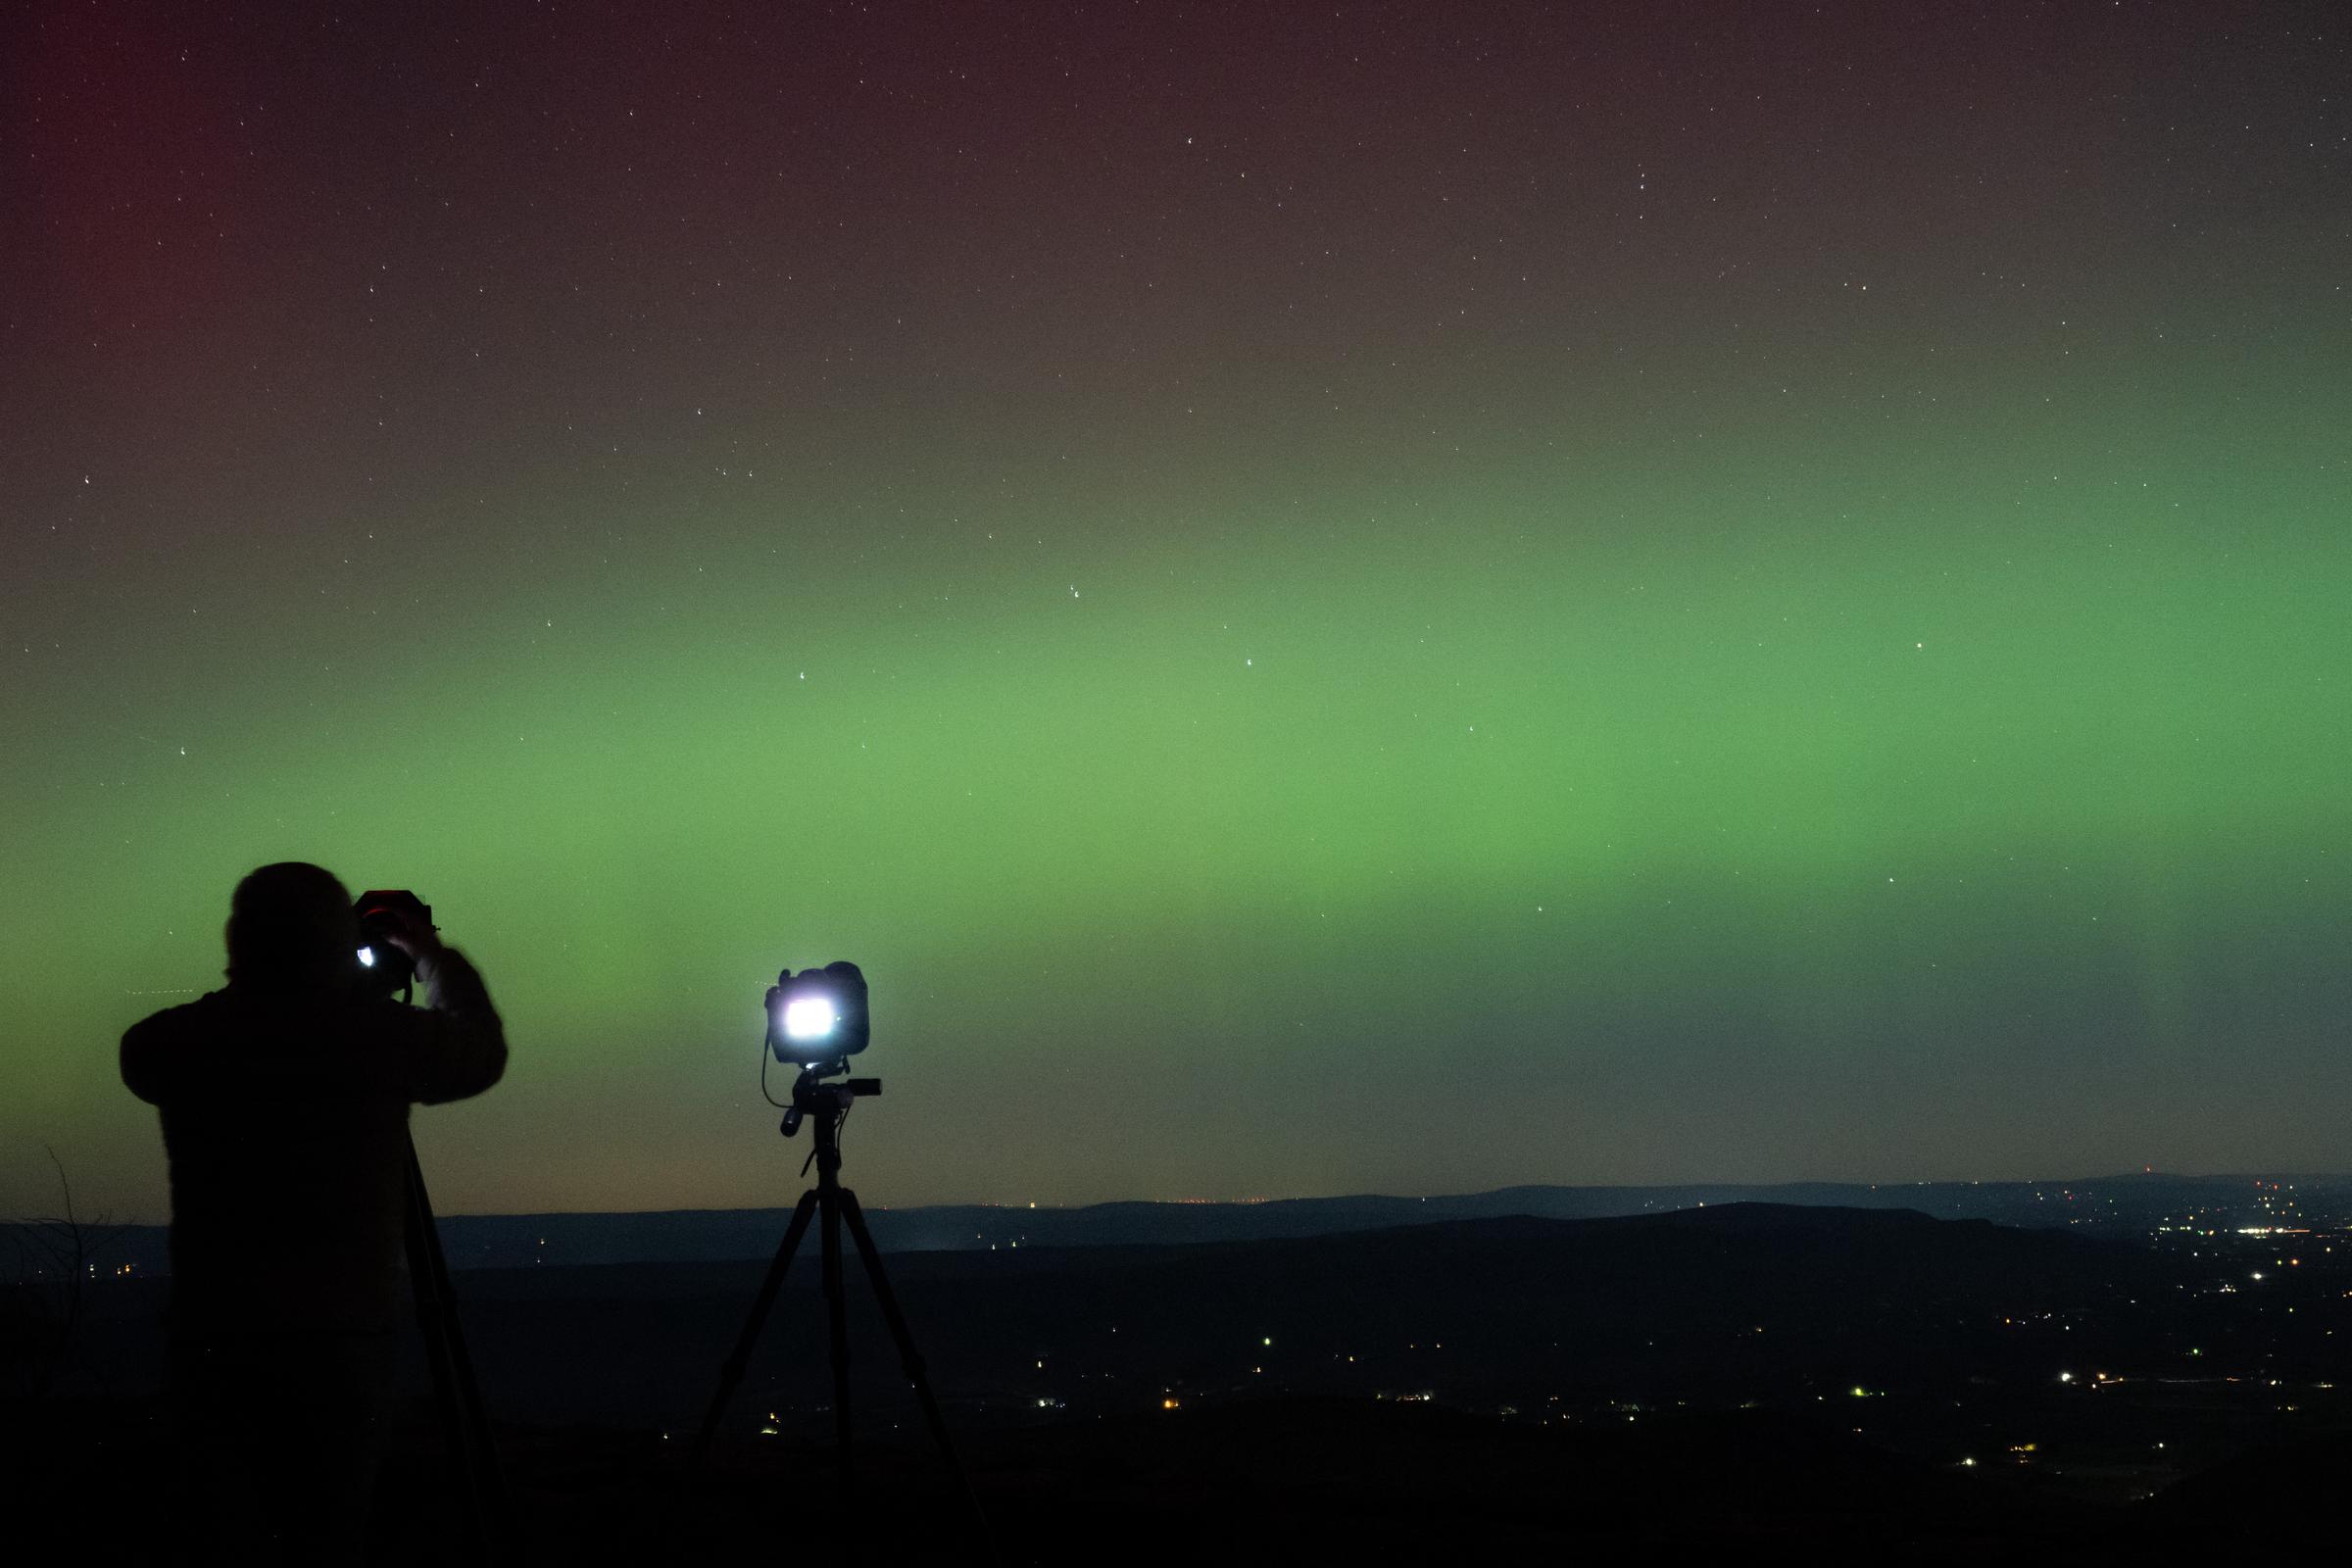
[{"xmin": 225, "ymin": 862, "xmax": 358, "ymax": 988}]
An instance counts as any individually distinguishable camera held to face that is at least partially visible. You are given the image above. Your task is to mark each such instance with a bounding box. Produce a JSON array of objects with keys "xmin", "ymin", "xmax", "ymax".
[{"xmin": 354, "ymin": 889, "xmax": 434, "ymax": 994}]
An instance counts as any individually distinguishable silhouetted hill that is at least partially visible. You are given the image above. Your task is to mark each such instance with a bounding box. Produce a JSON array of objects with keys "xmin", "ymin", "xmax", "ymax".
[
  {"xmin": 940, "ymin": 1397, "xmax": 2104, "ymax": 1565},
  {"xmin": 42, "ymin": 1168, "xmax": 2348, "ymax": 1274},
  {"xmin": 426, "ymin": 1169, "xmax": 2352, "ymax": 1266},
  {"xmin": 18, "ymin": 1201, "xmax": 2342, "ymax": 1564},
  {"xmin": 2148, "ymin": 1431, "xmax": 2352, "ymax": 1552},
  {"xmin": 416, "ymin": 1202, "xmax": 2165, "ymax": 1427},
  {"xmin": 365, "ymin": 1207, "xmax": 2193, "ymax": 1563}
]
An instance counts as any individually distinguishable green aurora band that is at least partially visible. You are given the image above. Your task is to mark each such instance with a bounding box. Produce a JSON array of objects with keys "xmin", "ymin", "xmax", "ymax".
[{"xmin": 2, "ymin": 1, "xmax": 2344, "ymax": 1220}]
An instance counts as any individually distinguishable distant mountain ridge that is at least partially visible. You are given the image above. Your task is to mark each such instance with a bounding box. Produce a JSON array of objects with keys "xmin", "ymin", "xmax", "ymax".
[
  {"xmin": 52, "ymin": 1169, "xmax": 2344, "ymax": 1275},
  {"xmin": 415, "ymin": 1169, "xmax": 2352, "ymax": 1268}
]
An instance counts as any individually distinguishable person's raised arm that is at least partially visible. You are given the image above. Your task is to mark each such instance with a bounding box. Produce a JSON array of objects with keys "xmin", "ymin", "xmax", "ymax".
[
  {"xmin": 388, "ymin": 921, "xmax": 508, "ymax": 1105},
  {"xmin": 120, "ymin": 1010, "xmax": 181, "ymax": 1104}
]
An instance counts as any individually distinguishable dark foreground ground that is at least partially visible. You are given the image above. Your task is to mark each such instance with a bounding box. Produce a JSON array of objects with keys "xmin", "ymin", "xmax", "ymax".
[
  {"xmin": 14, "ymin": 1204, "xmax": 2351, "ymax": 1561},
  {"xmin": 13, "ymin": 1391, "xmax": 2350, "ymax": 1565}
]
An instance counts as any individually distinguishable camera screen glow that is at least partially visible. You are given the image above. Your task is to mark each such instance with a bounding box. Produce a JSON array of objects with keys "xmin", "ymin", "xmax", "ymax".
[{"xmin": 782, "ymin": 996, "xmax": 838, "ymax": 1042}]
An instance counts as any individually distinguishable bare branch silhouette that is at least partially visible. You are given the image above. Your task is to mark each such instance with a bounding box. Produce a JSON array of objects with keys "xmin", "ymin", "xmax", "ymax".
[{"xmin": 2, "ymin": 1148, "xmax": 132, "ymax": 1399}]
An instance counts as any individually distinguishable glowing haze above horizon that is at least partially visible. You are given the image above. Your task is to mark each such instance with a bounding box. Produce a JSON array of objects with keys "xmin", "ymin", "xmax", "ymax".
[{"xmin": 5, "ymin": 2, "xmax": 2346, "ymax": 1223}]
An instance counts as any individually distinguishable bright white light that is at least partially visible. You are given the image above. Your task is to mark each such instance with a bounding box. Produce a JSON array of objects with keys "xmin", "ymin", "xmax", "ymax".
[
  {"xmin": 358, "ymin": 947, "xmax": 376, "ymax": 968},
  {"xmin": 783, "ymin": 996, "xmax": 838, "ymax": 1042}
]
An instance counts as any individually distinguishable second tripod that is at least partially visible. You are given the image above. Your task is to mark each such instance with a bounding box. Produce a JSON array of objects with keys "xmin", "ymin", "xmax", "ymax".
[
  {"xmin": 691, "ymin": 1065, "xmax": 984, "ymax": 1527},
  {"xmin": 403, "ymin": 1130, "xmax": 508, "ymax": 1562}
]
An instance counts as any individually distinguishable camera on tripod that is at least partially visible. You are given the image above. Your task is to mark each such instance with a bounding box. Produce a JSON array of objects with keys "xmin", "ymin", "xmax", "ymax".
[
  {"xmin": 766, "ymin": 960, "xmax": 870, "ymax": 1066},
  {"xmin": 355, "ymin": 889, "xmax": 433, "ymax": 994},
  {"xmin": 699, "ymin": 956, "xmax": 982, "ymax": 1533}
]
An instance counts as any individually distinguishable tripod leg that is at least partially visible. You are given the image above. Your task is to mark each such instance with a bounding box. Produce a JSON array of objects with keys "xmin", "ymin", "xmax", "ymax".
[
  {"xmin": 691, "ymin": 1189, "xmax": 819, "ymax": 1466},
  {"xmin": 819, "ymin": 1186, "xmax": 856, "ymax": 1493},
  {"xmin": 405, "ymin": 1139, "xmax": 491, "ymax": 1557},
  {"xmin": 838, "ymin": 1187, "xmax": 993, "ymax": 1545}
]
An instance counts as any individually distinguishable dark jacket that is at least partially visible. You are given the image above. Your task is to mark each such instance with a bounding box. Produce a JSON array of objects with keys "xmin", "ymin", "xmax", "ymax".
[{"xmin": 121, "ymin": 948, "xmax": 505, "ymax": 1336}]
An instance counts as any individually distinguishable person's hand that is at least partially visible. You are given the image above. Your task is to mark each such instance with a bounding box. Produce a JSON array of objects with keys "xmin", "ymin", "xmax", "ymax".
[{"xmin": 374, "ymin": 906, "xmax": 444, "ymax": 964}]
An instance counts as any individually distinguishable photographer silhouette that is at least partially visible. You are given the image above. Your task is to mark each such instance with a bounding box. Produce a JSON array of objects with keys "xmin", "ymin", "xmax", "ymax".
[{"xmin": 122, "ymin": 861, "xmax": 506, "ymax": 1563}]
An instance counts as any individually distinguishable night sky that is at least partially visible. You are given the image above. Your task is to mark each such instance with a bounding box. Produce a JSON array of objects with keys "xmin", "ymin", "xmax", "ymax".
[{"xmin": 6, "ymin": 2, "xmax": 2346, "ymax": 1223}]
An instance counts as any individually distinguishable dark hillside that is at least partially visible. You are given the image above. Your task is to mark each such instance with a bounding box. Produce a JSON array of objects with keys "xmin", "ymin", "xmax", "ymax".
[{"xmin": 433, "ymin": 1203, "xmax": 2168, "ymax": 1427}]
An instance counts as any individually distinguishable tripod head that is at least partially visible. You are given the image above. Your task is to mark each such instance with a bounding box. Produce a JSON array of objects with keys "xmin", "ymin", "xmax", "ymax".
[{"xmin": 782, "ymin": 1061, "xmax": 881, "ymax": 1139}]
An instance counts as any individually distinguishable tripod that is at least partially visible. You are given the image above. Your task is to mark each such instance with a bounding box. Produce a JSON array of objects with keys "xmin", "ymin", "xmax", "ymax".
[
  {"xmin": 402, "ymin": 1129, "xmax": 510, "ymax": 1561},
  {"xmin": 692, "ymin": 1066, "xmax": 986, "ymax": 1532}
]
